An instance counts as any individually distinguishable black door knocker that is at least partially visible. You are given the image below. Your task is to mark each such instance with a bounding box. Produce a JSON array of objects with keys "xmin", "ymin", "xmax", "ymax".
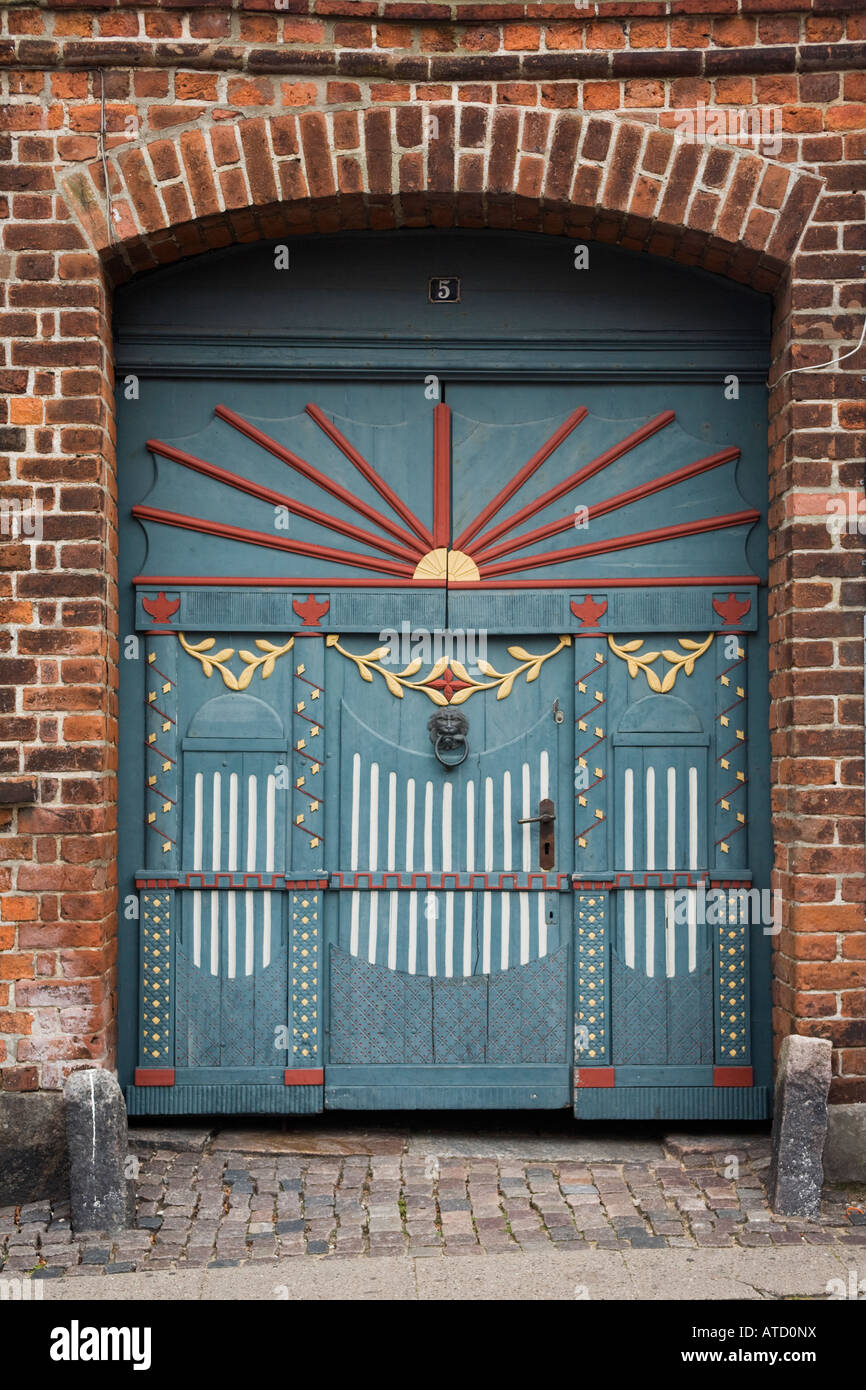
[{"xmin": 428, "ymin": 710, "xmax": 469, "ymax": 768}]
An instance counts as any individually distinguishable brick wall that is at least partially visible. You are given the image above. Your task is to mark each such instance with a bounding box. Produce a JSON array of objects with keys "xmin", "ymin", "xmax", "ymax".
[{"xmin": 0, "ymin": 0, "xmax": 864, "ymax": 1101}]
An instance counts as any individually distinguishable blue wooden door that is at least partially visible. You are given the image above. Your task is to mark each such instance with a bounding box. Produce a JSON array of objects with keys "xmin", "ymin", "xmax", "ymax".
[
  {"xmin": 116, "ymin": 230, "xmax": 771, "ymax": 1119},
  {"xmin": 325, "ymin": 630, "xmax": 573, "ymax": 1108}
]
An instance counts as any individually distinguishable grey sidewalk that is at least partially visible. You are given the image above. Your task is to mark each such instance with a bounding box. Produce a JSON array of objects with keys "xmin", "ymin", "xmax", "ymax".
[{"xmin": 30, "ymin": 1245, "xmax": 861, "ymax": 1301}]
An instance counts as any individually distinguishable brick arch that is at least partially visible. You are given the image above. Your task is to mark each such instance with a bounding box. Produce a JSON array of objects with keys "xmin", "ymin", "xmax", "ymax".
[
  {"xmin": 58, "ymin": 106, "xmax": 821, "ymax": 291},
  {"xmin": 44, "ymin": 101, "xmax": 822, "ymax": 1091}
]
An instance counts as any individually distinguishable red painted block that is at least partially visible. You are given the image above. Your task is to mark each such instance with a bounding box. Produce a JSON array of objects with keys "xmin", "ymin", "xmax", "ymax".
[
  {"xmin": 284, "ymin": 1069, "xmax": 324, "ymax": 1086},
  {"xmin": 575, "ymin": 1067, "xmax": 615, "ymax": 1088},
  {"xmin": 134, "ymin": 1068, "xmax": 175, "ymax": 1087},
  {"xmin": 713, "ymin": 1066, "xmax": 753, "ymax": 1087}
]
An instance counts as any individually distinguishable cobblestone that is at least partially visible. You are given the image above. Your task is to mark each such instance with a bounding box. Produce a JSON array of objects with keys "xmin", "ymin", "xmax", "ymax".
[{"xmin": 2, "ymin": 1131, "xmax": 863, "ymax": 1273}]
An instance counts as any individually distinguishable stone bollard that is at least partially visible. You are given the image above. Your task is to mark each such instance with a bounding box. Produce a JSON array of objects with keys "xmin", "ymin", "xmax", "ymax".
[
  {"xmin": 766, "ymin": 1034, "xmax": 832, "ymax": 1218},
  {"xmin": 64, "ymin": 1069, "xmax": 134, "ymax": 1234}
]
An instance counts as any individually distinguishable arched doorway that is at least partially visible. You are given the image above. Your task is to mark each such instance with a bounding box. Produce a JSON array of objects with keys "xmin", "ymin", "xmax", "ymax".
[{"xmin": 115, "ymin": 229, "xmax": 771, "ymax": 1119}]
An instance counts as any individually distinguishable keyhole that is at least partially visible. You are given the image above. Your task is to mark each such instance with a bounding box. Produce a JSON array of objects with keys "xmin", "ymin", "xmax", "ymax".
[{"xmin": 543, "ymin": 840, "xmax": 551, "ymax": 859}]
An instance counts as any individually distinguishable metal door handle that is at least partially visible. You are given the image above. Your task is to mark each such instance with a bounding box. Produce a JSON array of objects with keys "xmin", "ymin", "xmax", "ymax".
[{"xmin": 517, "ymin": 799, "xmax": 555, "ymax": 869}]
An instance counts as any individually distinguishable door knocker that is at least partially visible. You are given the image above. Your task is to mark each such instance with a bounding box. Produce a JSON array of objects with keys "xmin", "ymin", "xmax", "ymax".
[{"xmin": 428, "ymin": 710, "xmax": 469, "ymax": 768}]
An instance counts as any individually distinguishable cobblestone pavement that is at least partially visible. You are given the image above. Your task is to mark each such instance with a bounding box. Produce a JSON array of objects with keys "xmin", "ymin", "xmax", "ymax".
[{"xmin": 2, "ymin": 1128, "xmax": 865, "ymax": 1278}]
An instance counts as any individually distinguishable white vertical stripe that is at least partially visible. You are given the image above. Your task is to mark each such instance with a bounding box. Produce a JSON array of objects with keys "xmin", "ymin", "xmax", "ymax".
[
  {"xmin": 484, "ymin": 777, "xmax": 494, "ymax": 872},
  {"xmin": 521, "ymin": 761, "xmax": 531, "ymax": 872},
  {"xmin": 540, "ymin": 749, "xmax": 549, "ymax": 801},
  {"xmin": 193, "ymin": 892, "xmax": 201, "ymax": 969},
  {"xmin": 368, "ymin": 890, "xmax": 378, "ymax": 964},
  {"xmin": 210, "ymin": 772, "xmax": 220, "ymax": 977},
  {"xmin": 424, "ymin": 781, "xmax": 433, "ymax": 872},
  {"xmin": 228, "ymin": 773, "xmax": 238, "ymax": 872},
  {"xmin": 211, "ymin": 772, "xmax": 221, "ymax": 870},
  {"xmin": 265, "ymin": 775, "xmax": 275, "ymax": 872},
  {"xmin": 193, "ymin": 772, "xmax": 203, "ymax": 871},
  {"xmin": 350, "ymin": 891, "xmax": 360, "ymax": 956},
  {"xmin": 462, "ymin": 893, "xmax": 473, "ymax": 977},
  {"xmin": 465, "ymin": 782, "xmax": 474, "ymax": 873},
  {"xmin": 502, "ymin": 771, "xmax": 512, "ymax": 871},
  {"xmin": 444, "ymin": 891, "xmax": 454, "ymax": 978},
  {"xmin": 387, "ymin": 890, "xmax": 398, "ymax": 970},
  {"xmin": 246, "ymin": 776, "xmax": 257, "ymax": 870},
  {"xmin": 193, "ymin": 771, "xmax": 203, "ymax": 970},
  {"xmin": 264, "ymin": 776, "xmax": 274, "ymax": 966},
  {"xmin": 442, "ymin": 781, "xmax": 452, "ymax": 872},
  {"xmin": 210, "ymin": 890, "xmax": 219, "ymax": 976},
  {"xmin": 624, "ymin": 889, "xmax": 635, "ymax": 969},
  {"xmin": 688, "ymin": 765, "xmax": 698, "ymax": 870},
  {"xmin": 666, "ymin": 766, "xmax": 676, "ymax": 872},
  {"xmin": 227, "ymin": 773, "xmax": 238, "ymax": 977},
  {"xmin": 482, "ymin": 893, "xmax": 492, "ymax": 975},
  {"xmin": 645, "ymin": 766, "xmax": 655, "ymax": 871},
  {"xmin": 227, "ymin": 774, "xmax": 239, "ymax": 978},
  {"xmin": 262, "ymin": 892, "xmax": 271, "ymax": 970},
  {"xmin": 427, "ymin": 891, "xmax": 436, "ymax": 976},
  {"xmin": 387, "ymin": 771, "xmax": 397, "ymax": 872},
  {"xmin": 350, "ymin": 752, "xmax": 360, "ymax": 872},
  {"xmin": 687, "ymin": 887, "xmax": 697, "ymax": 973},
  {"xmin": 405, "ymin": 778, "xmax": 415, "ymax": 871},
  {"xmin": 624, "ymin": 767, "xmax": 634, "ymax": 872},
  {"xmin": 368, "ymin": 763, "xmax": 379, "ymax": 871},
  {"xmin": 537, "ymin": 892, "xmax": 547, "ymax": 958},
  {"xmin": 645, "ymin": 889, "xmax": 654, "ymax": 977},
  {"xmin": 519, "ymin": 891, "xmax": 530, "ymax": 965},
  {"xmin": 245, "ymin": 774, "xmax": 256, "ymax": 979},
  {"xmin": 227, "ymin": 889, "xmax": 237, "ymax": 979},
  {"xmin": 665, "ymin": 887, "xmax": 675, "ymax": 979},
  {"xmin": 500, "ymin": 893, "xmax": 510, "ymax": 971},
  {"xmin": 244, "ymin": 891, "xmax": 254, "ymax": 978},
  {"xmin": 408, "ymin": 891, "xmax": 418, "ymax": 974}
]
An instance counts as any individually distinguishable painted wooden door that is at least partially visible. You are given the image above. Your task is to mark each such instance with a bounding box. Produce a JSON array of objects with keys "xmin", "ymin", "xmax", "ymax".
[
  {"xmin": 324, "ymin": 630, "xmax": 573, "ymax": 1108},
  {"xmin": 116, "ymin": 231, "xmax": 771, "ymax": 1120}
]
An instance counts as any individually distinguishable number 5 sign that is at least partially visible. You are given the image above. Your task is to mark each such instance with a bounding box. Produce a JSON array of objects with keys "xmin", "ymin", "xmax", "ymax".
[{"xmin": 428, "ymin": 276, "xmax": 460, "ymax": 303}]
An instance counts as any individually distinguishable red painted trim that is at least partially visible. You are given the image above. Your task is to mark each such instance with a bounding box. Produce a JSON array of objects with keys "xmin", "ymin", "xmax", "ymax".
[
  {"xmin": 474, "ymin": 447, "xmax": 741, "ymax": 565},
  {"xmin": 576, "ymin": 1068, "xmax": 615, "ymax": 1088},
  {"xmin": 214, "ymin": 404, "xmax": 429, "ymax": 553},
  {"xmin": 304, "ymin": 402, "xmax": 434, "ymax": 549},
  {"xmin": 134, "ymin": 875, "xmax": 328, "ymax": 890},
  {"xmin": 131, "ymin": 506, "xmax": 416, "ymax": 578},
  {"xmin": 478, "ymin": 510, "xmax": 761, "ymax": 578},
  {"xmin": 134, "ymin": 575, "xmax": 760, "ymax": 590},
  {"xmin": 134, "ymin": 1068, "xmax": 175, "ymax": 1086},
  {"xmin": 432, "ymin": 402, "xmax": 451, "ymax": 550},
  {"xmin": 146, "ymin": 438, "xmax": 423, "ymax": 565},
  {"xmin": 450, "ymin": 577, "xmax": 762, "ymax": 589},
  {"xmin": 454, "ymin": 406, "xmax": 587, "ymax": 551},
  {"xmin": 330, "ymin": 871, "xmax": 570, "ymax": 891},
  {"xmin": 471, "ymin": 410, "xmax": 676, "ymax": 554},
  {"xmin": 285, "ymin": 1069, "xmax": 324, "ymax": 1086},
  {"xmin": 576, "ymin": 872, "xmax": 707, "ymax": 889},
  {"xmin": 713, "ymin": 1066, "xmax": 754, "ymax": 1088}
]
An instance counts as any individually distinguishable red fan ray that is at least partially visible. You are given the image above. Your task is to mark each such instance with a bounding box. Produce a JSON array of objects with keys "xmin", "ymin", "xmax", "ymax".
[
  {"xmin": 471, "ymin": 410, "xmax": 676, "ymax": 555},
  {"xmin": 146, "ymin": 437, "xmax": 421, "ymax": 565},
  {"xmin": 478, "ymin": 510, "xmax": 760, "ymax": 578},
  {"xmin": 131, "ymin": 505, "xmax": 417, "ymax": 578},
  {"xmin": 454, "ymin": 406, "xmax": 587, "ymax": 551},
  {"xmin": 215, "ymin": 405, "xmax": 428, "ymax": 556},
  {"xmin": 305, "ymin": 403, "xmax": 434, "ymax": 548},
  {"xmin": 474, "ymin": 446, "xmax": 740, "ymax": 566}
]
